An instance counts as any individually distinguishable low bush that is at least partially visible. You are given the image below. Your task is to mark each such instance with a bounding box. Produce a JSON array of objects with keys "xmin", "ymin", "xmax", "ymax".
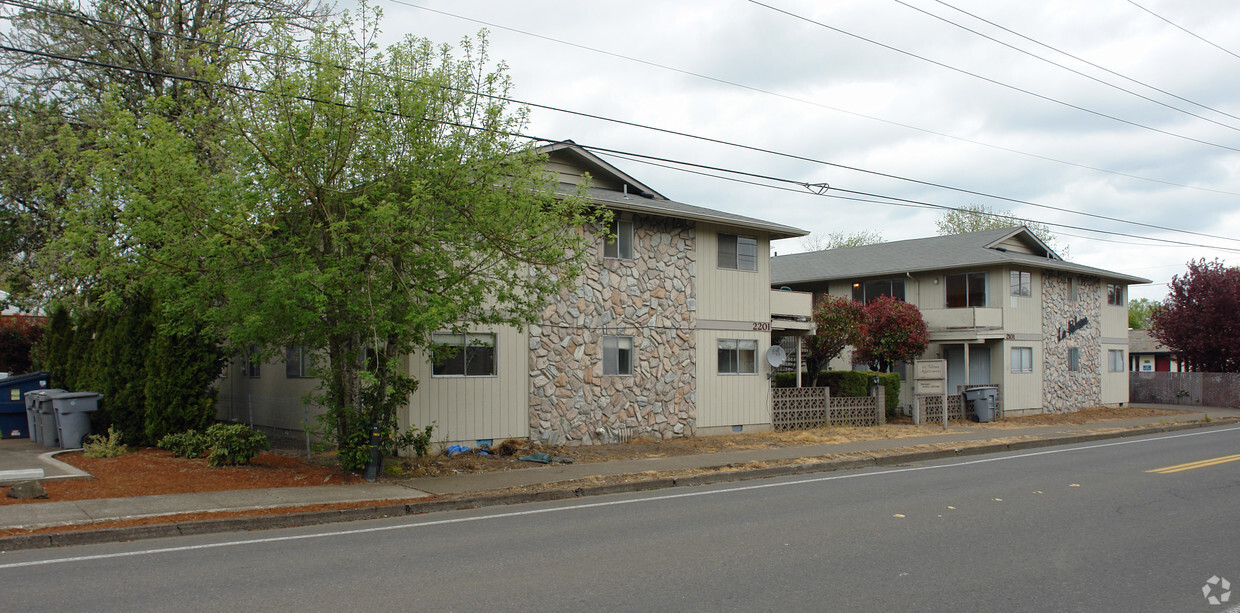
[
  {"xmin": 155, "ymin": 423, "xmax": 269, "ymax": 466},
  {"xmin": 83, "ymin": 426, "xmax": 128, "ymax": 458}
]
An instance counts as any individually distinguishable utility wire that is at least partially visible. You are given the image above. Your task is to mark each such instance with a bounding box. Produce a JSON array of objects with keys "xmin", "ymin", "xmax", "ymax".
[
  {"xmin": 891, "ymin": 0, "xmax": 1240, "ymax": 132},
  {"xmin": 8, "ymin": 0, "xmax": 1240, "ymax": 248},
  {"xmin": 1127, "ymin": 0, "xmax": 1240, "ymax": 62},
  {"xmin": 587, "ymin": 145, "xmax": 1240, "ymax": 255},
  {"xmin": 380, "ymin": 0, "xmax": 1240, "ymax": 199},
  {"xmin": 746, "ymin": 0, "xmax": 1240, "ymax": 154},
  {"xmin": 929, "ymin": 0, "xmax": 1240, "ymax": 124},
  {"xmin": 2, "ymin": 22, "xmax": 1239, "ymax": 254}
]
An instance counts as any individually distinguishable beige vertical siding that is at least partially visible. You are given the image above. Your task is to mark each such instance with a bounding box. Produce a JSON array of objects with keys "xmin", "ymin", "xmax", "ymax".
[
  {"xmin": 405, "ymin": 325, "xmax": 529, "ymax": 444},
  {"xmin": 1100, "ymin": 280, "xmax": 1129, "ymax": 340},
  {"xmin": 1000, "ymin": 341, "xmax": 1044, "ymax": 413},
  {"xmin": 1003, "ymin": 268, "xmax": 1043, "ymax": 334},
  {"xmin": 696, "ymin": 223, "xmax": 771, "ymax": 322},
  {"xmin": 696, "ymin": 329, "xmax": 772, "ymax": 427},
  {"xmin": 1100, "ymin": 344, "xmax": 1129, "ymax": 406}
]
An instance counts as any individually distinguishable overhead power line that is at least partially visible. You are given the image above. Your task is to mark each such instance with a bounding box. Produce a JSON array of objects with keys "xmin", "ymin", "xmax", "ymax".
[
  {"xmin": 891, "ymin": 0, "xmax": 1240, "ymax": 132},
  {"xmin": 380, "ymin": 0, "xmax": 1240, "ymax": 199},
  {"xmin": 1127, "ymin": 0, "xmax": 1240, "ymax": 62},
  {"xmin": 928, "ymin": 0, "xmax": 1240, "ymax": 125},
  {"xmin": 746, "ymin": 0, "xmax": 1240, "ymax": 154},
  {"xmin": 2, "ymin": 15, "xmax": 1239, "ymax": 255}
]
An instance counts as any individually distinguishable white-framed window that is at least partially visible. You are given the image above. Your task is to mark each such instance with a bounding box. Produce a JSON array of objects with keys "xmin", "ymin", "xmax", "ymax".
[
  {"xmin": 1107, "ymin": 283, "xmax": 1124, "ymax": 306},
  {"xmin": 603, "ymin": 335, "xmax": 633, "ymax": 376},
  {"xmin": 431, "ymin": 333, "xmax": 496, "ymax": 377},
  {"xmin": 1068, "ymin": 347, "xmax": 1080, "ymax": 372},
  {"xmin": 718, "ymin": 233, "xmax": 757, "ymax": 271},
  {"xmin": 285, "ymin": 346, "xmax": 311, "ymax": 378},
  {"xmin": 852, "ymin": 279, "xmax": 905, "ymax": 304},
  {"xmin": 604, "ymin": 218, "xmax": 634, "ymax": 260},
  {"xmin": 1010, "ymin": 271, "xmax": 1031, "ymax": 297},
  {"xmin": 244, "ymin": 345, "xmax": 261, "ymax": 378},
  {"xmin": 946, "ymin": 272, "xmax": 987, "ymax": 307},
  {"xmin": 1011, "ymin": 347, "xmax": 1033, "ymax": 373},
  {"xmin": 718, "ymin": 339, "xmax": 758, "ymax": 374},
  {"xmin": 1108, "ymin": 349, "xmax": 1125, "ymax": 372}
]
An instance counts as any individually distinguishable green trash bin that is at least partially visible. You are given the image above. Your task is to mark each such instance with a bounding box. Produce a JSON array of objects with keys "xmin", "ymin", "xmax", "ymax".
[{"xmin": 50, "ymin": 391, "xmax": 104, "ymax": 449}]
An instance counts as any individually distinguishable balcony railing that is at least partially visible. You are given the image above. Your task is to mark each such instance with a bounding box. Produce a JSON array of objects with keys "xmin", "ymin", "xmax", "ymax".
[
  {"xmin": 922, "ymin": 307, "xmax": 1003, "ymax": 330},
  {"xmin": 770, "ymin": 289, "xmax": 812, "ymax": 319}
]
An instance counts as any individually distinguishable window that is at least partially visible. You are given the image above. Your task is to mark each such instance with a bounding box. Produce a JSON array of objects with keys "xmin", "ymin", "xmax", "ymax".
[
  {"xmin": 718, "ymin": 339, "xmax": 758, "ymax": 374},
  {"xmin": 1010, "ymin": 271, "xmax": 1031, "ymax": 297},
  {"xmin": 1108, "ymin": 349, "xmax": 1125, "ymax": 372},
  {"xmin": 1069, "ymin": 277, "xmax": 1079, "ymax": 302},
  {"xmin": 1068, "ymin": 347, "xmax": 1080, "ymax": 372},
  {"xmin": 244, "ymin": 345, "xmax": 260, "ymax": 378},
  {"xmin": 604, "ymin": 218, "xmax": 634, "ymax": 259},
  {"xmin": 718, "ymin": 233, "xmax": 757, "ymax": 271},
  {"xmin": 285, "ymin": 346, "xmax": 311, "ymax": 378},
  {"xmin": 1011, "ymin": 347, "xmax": 1033, "ymax": 373},
  {"xmin": 946, "ymin": 272, "xmax": 987, "ymax": 307},
  {"xmin": 852, "ymin": 279, "xmax": 905, "ymax": 304},
  {"xmin": 603, "ymin": 335, "xmax": 633, "ymax": 376},
  {"xmin": 1107, "ymin": 283, "xmax": 1124, "ymax": 306},
  {"xmin": 431, "ymin": 333, "xmax": 496, "ymax": 377}
]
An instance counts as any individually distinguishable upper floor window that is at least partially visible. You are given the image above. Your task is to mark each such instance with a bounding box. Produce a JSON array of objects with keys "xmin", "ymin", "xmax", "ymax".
[
  {"xmin": 431, "ymin": 333, "xmax": 496, "ymax": 377},
  {"xmin": 285, "ymin": 346, "xmax": 311, "ymax": 378},
  {"xmin": 946, "ymin": 272, "xmax": 987, "ymax": 308},
  {"xmin": 1068, "ymin": 277, "xmax": 1079, "ymax": 302},
  {"xmin": 718, "ymin": 339, "xmax": 758, "ymax": 374},
  {"xmin": 1107, "ymin": 283, "xmax": 1124, "ymax": 306},
  {"xmin": 604, "ymin": 218, "xmax": 634, "ymax": 260},
  {"xmin": 718, "ymin": 233, "xmax": 757, "ymax": 271},
  {"xmin": 1010, "ymin": 271, "xmax": 1031, "ymax": 297},
  {"xmin": 244, "ymin": 345, "xmax": 261, "ymax": 378},
  {"xmin": 603, "ymin": 335, "xmax": 633, "ymax": 376},
  {"xmin": 852, "ymin": 279, "xmax": 905, "ymax": 304}
]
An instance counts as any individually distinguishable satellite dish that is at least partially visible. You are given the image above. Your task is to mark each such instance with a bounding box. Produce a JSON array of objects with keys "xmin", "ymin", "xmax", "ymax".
[{"xmin": 765, "ymin": 345, "xmax": 787, "ymax": 368}]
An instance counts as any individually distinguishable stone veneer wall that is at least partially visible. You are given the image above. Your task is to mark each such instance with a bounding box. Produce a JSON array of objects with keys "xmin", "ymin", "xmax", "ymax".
[
  {"xmin": 528, "ymin": 215, "xmax": 696, "ymax": 445},
  {"xmin": 1042, "ymin": 272, "xmax": 1101, "ymax": 413}
]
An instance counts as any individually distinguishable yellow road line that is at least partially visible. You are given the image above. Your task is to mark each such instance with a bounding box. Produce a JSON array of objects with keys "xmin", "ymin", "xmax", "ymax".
[{"xmin": 1147, "ymin": 453, "xmax": 1240, "ymax": 474}]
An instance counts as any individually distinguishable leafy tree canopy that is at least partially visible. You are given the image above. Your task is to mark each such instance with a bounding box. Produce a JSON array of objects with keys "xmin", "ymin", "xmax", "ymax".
[
  {"xmin": 804, "ymin": 294, "xmax": 864, "ymax": 385},
  {"xmin": 935, "ymin": 204, "xmax": 1068, "ymax": 258},
  {"xmin": 1151, "ymin": 259, "xmax": 1240, "ymax": 372},
  {"xmin": 798, "ymin": 230, "xmax": 883, "ymax": 253},
  {"xmin": 853, "ymin": 295, "xmax": 929, "ymax": 373},
  {"xmin": 1127, "ymin": 297, "xmax": 1160, "ymax": 330}
]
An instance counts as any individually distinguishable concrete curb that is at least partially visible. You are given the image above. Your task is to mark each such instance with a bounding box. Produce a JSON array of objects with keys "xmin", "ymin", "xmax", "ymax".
[{"xmin": 1, "ymin": 419, "xmax": 1233, "ymax": 552}]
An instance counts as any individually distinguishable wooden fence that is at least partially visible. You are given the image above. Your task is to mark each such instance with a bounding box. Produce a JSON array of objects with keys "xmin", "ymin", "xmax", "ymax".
[
  {"xmin": 1130, "ymin": 372, "xmax": 1240, "ymax": 408},
  {"xmin": 771, "ymin": 386, "xmax": 885, "ymax": 430}
]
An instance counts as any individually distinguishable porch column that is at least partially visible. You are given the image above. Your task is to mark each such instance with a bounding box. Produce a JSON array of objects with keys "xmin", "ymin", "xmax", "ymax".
[
  {"xmin": 963, "ymin": 343, "xmax": 971, "ymax": 387},
  {"xmin": 796, "ymin": 336, "xmax": 803, "ymax": 388}
]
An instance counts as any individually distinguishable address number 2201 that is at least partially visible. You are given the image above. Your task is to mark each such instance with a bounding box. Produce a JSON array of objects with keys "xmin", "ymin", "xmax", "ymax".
[{"xmin": 752, "ymin": 322, "xmax": 771, "ymax": 331}]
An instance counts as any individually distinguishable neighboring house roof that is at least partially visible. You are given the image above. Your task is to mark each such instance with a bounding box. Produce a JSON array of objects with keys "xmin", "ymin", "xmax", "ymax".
[
  {"xmin": 770, "ymin": 226, "xmax": 1150, "ymax": 285},
  {"xmin": 540, "ymin": 141, "xmax": 808, "ymax": 240},
  {"xmin": 1129, "ymin": 329, "xmax": 1173, "ymax": 354}
]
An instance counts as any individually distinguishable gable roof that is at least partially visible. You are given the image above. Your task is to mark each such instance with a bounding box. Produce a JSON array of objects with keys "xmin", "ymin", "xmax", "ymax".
[
  {"xmin": 539, "ymin": 141, "xmax": 808, "ymax": 240},
  {"xmin": 770, "ymin": 227, "xmax": 1150, "ymax": 285}
]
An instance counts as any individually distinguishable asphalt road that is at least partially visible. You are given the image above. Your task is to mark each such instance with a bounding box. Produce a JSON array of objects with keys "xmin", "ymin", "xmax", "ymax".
[{"xmin": 3, "ymin": 426, "xmax": 1239, "ymax": 612}]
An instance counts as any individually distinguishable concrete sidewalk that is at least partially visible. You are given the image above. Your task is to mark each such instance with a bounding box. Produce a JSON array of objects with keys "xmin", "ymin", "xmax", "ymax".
[{"xmin": 1, "ymin": 404, "xmax": 1236, "ymax": 550}]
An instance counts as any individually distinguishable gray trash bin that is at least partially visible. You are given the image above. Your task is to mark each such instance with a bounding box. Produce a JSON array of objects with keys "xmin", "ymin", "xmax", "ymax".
[
  {"xmin": 31, "ymin": 389, "xmax": 66, "ymax": 447},
  {"xmin": 51, "ymin": 391, "xmax": 104, "ymax": 449},
  {"xmin": 962, "ymin": 386, "xmax": 999, "ymax": 423}
]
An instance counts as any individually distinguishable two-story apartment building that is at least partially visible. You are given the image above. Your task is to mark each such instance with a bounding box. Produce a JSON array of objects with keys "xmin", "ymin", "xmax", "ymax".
[
  {"xmin": 216, "ymin": 141, "xmax": 814, "ymax": 445},
  {"xmin": 770, "ymin": 227, "xmax": 1150, "ymax": 415}
]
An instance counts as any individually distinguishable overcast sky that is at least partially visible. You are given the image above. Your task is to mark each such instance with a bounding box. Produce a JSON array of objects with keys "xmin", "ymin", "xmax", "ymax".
[{"xmin": 358, "ymin": 0, "xmax": 1240, "ymax": 302}]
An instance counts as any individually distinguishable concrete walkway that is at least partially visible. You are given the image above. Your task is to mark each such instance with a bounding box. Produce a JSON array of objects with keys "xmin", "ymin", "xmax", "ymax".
[{"xmin": 1, "ymin": 404, "xmax": 1236, "ymax": 550}]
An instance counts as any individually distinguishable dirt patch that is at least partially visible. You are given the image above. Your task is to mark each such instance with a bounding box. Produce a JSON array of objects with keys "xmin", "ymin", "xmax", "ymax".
[{"xmin": 1, "ymin": 448, "xmax": 365, "ymax": 506}]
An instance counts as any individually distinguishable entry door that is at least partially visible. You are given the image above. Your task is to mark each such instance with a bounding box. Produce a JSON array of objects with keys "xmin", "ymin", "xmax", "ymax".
[{"xmin": 946, "ymin": 345, "xmax": 992, "ymax": 393}]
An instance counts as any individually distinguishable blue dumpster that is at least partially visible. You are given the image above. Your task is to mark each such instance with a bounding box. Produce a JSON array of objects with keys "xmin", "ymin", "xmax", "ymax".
[{"xmin": 0, "ymin": 371, "xmax": 49, "ymax": 439}]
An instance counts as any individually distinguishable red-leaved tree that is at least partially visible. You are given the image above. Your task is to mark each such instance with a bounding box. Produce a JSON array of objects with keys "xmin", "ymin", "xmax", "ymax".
[
  {"xmin": 805, "ymin": 295, "xmax": 865, "ymax": 385},
  {"xmin": 854, "ymin": 295, "xmax": 929, "ymax": 373},
  {"xmin": 1151, "ymin": 259, "xmax": 1240, "ymax": 372},
  {"xmin": 0, "ymin": 316, "xmax": 46, "ymax": 375}
]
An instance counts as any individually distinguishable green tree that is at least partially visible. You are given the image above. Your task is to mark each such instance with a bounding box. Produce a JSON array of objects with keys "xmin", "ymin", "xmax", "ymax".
[
  {"xmin": 799, "ymin": 230, "xmax": 883, "ymax": 252},
  {"xmin": 34, "ymin": 10, "xmax": 605, "ymax": 467},
  {"xmin": 804, "ymin": 295, "xmax": 864, "ymax": 385},
  {"xmin": 1127, "ymin": 297, "xmax": 1159, "ymax": 329},
  {"xmin": 935, "ymin": 204, "xmax": 1068, "ymax": 258}
]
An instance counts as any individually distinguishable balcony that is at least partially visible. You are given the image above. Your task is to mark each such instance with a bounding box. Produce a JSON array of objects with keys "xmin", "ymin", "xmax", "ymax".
[
  {"xmin": 922, "ymin": 307, "xmax": 1004, "ymax": 340},
  {"xmin": 770, "ymin": 289, "xmax": 814, "ymax": 332}
]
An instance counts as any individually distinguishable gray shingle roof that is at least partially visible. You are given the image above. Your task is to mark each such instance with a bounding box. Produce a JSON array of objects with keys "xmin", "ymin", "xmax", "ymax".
[
  {"xmin": 771, "ymin": 227, "xmax": 1150, "ymax": 285},
  {"xmin": 571, "ymin": 185, "xmax": 807, "ymax": 240}
]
